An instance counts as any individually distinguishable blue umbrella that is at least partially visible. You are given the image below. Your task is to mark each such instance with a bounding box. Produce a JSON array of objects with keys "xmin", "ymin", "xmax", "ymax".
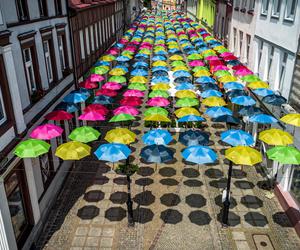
[
  {"xmin": 152, "ymin": 66, "xmax": 168, "ymax": 72},
  {"xmin": 231, "ymin": 95, "xmax": 256, "ymax": 106},
  {"xmin": 155, "ymin": 50, "xmax": 168, "ymax": 55},
  {"xmin": 94, "ymin": 61, "xmax": 110, "ymax": 67},
  {"xmin": 55, "ymin": 102, "xmax": 79, "ymax": 113},
  {"xmin": 153, "ymin": 71, "xmax": 168, "ymax": 77},
  {"xmin": 152, "ymin": 76, "xmax": 170, "ymax": 84},
  {"xmin": 131, "ymin": 69, "xmax": 148, "ymax": 76},
  {"xmin": 226, "ymin": 89, "xmax": 247, "ymax": 99},
  {"xmin": 175, "ymin": 83, "xmax": 195, "ymax": 90},
  {"xmin": 205, "ymin": 107, "xmax": 233, "ymax": 118},
  {"xmin": 253, "ymin": 88, "xmax": 274, "ymax": 97},
  {"xmin": 175, "ymin": 77, "xmax": 191, "ymax": 84},
  {"xmin": 200, "ymin": 89, "xmax": 223, "ymax": 98},
  {"xmin": 224, "ymin": 82, "xmax": 244, "ymax": 90},
  {"xmin": 135, "ymin": 53, "xmax": 149, "ymax": 59},
  {"xmin": 71, "ymin": 88, "xmax": 90, "ymax": 96},
  {"xmin": 173, "ymin": 70, "xmax": 192, "ymax": 78},
  {"xmin": 195, "ymin": 76, "xmax": 216, "ymax": 84},
  {"xmin": 179, "ymin": 130, "xmax": 209, "ymax": 146},
  {"xmin": 182, "ymin": 145, "xmax": 217, "ymax": 164},
  {"xmin": 212, "ymin": 115, "xmax": 240, "ymax": 125},
  {"xmin": 140, "ymin": 145, "xmax": 174, "ymax": 163},
  {"xmin": 94, "ymin": 143, "xmax": 131, "ymax": 163},
  {"xmin": 142, "ymin": 129, "xmax": 173, "ymax": 145},
  {"xmin": 262, "ymin": 94, "xmax": 287, "ymax": 106},
  {"xmin": 249, "ymin": 114, "xmax": 277, "ymax": 124},
  {"xmin": 116, "ymin": 55, "xmax": 130, "ymax": 62},
  {"xmin": 200, "ymin": 82, "xmax": 219, "ymax": 91},
  {"xmin": 169, "ymin": 48, "xmax": 181, "ymax": 54},
  {"xmin": 63, "ymin": 91, "xmax": 90, "ymax": 104},
  {"xmin": 152, "ymin": 55, "xmax": 167, "ymax": 61},
  {"xmin": 93, "ymin": 95, "xmax": 113, "ymax": 105},
  {"xmin": 114, "ymin": 65, "xmax": 129, "ymax": 73},
  {"xmin": 178, "ymin": 115, "xmax": 206, "ymax": 123},
  {"xmin": 133, "ymin": 61, "xmax": 148, "ymax": 68},
  {"xmin": 221, "ymin": 130, "xmax": 254, "ymax": 146},
  {"xmin": 238, "ymin": 106, "xmax": 263, "ymax": 116}
]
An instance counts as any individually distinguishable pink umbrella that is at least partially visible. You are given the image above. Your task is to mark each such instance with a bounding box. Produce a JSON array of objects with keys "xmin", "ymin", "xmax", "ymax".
[
  {"xmin": 232, "ymin": 65, "xmax": 247, "ymax": 71},
  {"xmin": 209, "ymin": 60, "xmax": 224, "ymax": 66},
  {"xmin": 234, "ymin": 69, "xmax": 253, "ymax": 76},
  {"xmin": 84, "ymin": 104, "xmax": 108, "ymax": 115},
  {"xmin": 147, "ymin": 97, "xmax": 170, "ymax": 107},
  {"xmin": 107, "ymin": 48, "xmax": 119, "ymax": 55},
  {"xmin": 211, "ymin": 65, "xmax": 229, "ymax": 72},
  {"xmin": 96, "ymin": 89, "xmax": 118, "ymax": 97},
  {"xmin": 123, "ymin": 89, "xmax": 144, "ymax": 97},
  {"xmin": 45, "ymin": 110, "xmax": 73, "ymax": 121},
  {"xmin": 30, "ymin": 124, "xmax": 63, "ymax": 140},
  {"xmin": 113, "ymin": 106, "xmax": 139, "ymax": 116},
  {"xmin": 223, "ymin": 55, "xmax": 238, "ymax": 61},
  {"xmin": 120, "ymin": 97, "xmax": 142, "ymax": 106},
  {"xmin": 102, "ymin": 82, "xmax": 122, "ymax": 90},
  {"xmin": 219, "ymin": 52, "xmax": 233, "ymax": 58},
  {"xmin": 79, "ymin": 111, "xmax": 106, "ymax": 121},
  {"xmin": 189, "ymin": 60, "xmax": 205, "ymax": 67},
  {"xmin": 119, "ymin": 38, "xmax": 128, "ymax": 44},
  {"xmin": 89, "ymin": 74, "xmax": 105, "ymax": 83},
  {"xmin": 205, "ymin": 56, "xmax": 220, "ymax": 61},
  {"xmin": 124, "ymin": 47, "xmax": 136, "ymax": 52},
  {"xmin": 79, "ymin": 80, "xmax": 98, "ymax": 89}
]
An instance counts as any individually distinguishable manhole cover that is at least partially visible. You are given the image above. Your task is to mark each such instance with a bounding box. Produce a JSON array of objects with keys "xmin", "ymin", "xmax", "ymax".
[{"xmin": 252, "ymin": 234, "xmax": 274, "ymax": 250}]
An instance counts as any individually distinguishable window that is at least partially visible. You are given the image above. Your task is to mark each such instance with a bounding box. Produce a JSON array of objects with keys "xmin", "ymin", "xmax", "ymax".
[
  {"xmin": 79, "ymin": 30, "xmax": 85, "ymax": 60},
  {"xmin": 94, "ymin": 23, "xmax": 99, "ymax": 49},
  {"xmin": 23, "ymin": 48, "xmax": 37, "ymax": 95},
  {"xmin": 98, "ymin": 21, "xmax": 102, "ymax": 46},
  {"xmin": 38, "ymin": 0, "xmax": 48, "ymax": 17},
  {"xmin": 16, "ymin": 0, "xmax": 29, "ymax": 21},
  {"xmin": 290, "ymin": 166, "xmax": 300, "ymax": 203},
  {"xmin": 39, "ymin": 152, "xmax": 54, "ymax": 188},
  {"xmin": 57, "ymin": 35, "xmax": 66, "ymax": 71},
  {"xmin": 249, "ymin": 0, "xmax": 255, "ymax": 10},
  {"xmin": 261, "ymin": 0, "xmax": 270, "ymax": 15},
  {"xmin": 241, "ymin": 0, "xmax": 247, "ymax": 8},
  {"xmin": 85, "ymin": 27, "xmax": 90, "ymax": 55},
  {"xmin": 268, "ymin": 46, "xmax": 274, "ymax": 79},
  {"xmin": 0, "ymin": 87, "xmax": 6, "ymax": 125},
  {"xmin": 43, "ymin": 40, "xmax": 54, "ymax": 83},
  {"xmin": 257, "ymin": 40, "xmax": 264, "ymax": 73},
  {"xmin": 272, "ymin": 0, "xmax": 281, "ymax": 17},
  {"xmin": 54, "ymin": 0, "xmax": 63, "ymax": 16},
  {"xmin": 239, "ymin": 31, "xmax": 243, "ymax": 56},
  {"xmin": 246, "ymin": 34, "xmax": 251, "ymax": 61},
  {"xmin": 279, "ymin": 52, "xmax": 288, "ymax": 90},
  {"xmin": 233, "ymin": 27, "xmax": 237, "ymax": 52},
  {"xmin": 285, "ymin": 0, "xmax": 297, "ymax": 21},
  {"xmin": 90, "ymin": 25, "xmax": 95, "ymax": 52},
  {"xmin": 0, "ymin": 8, "xmax": 3, "ymax": 25},
  {"xmin": 235, "ymin": 0, "xmax": 240, "ymax": 8}
]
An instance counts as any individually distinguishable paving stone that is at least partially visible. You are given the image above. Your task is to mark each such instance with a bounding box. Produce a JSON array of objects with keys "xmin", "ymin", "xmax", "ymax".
[
  {"xmin": 232, "ymin": 232, "xmax": 246, "ymax": 241},
  {"xmin": 85, "ymin": 237, "xmax": 99, "ymax": 247},
  {"xmin": 102, "ymin": 227, "xmax": 115, "ymax": 237},
  {"xmin": 100, "ymin": 237, "xmax": 113, "ymax": 248},
  {"xmin": 88, "ymin": 227, "xmax": 102, "ymax": 237},
  {"xmin": 235, "ymin": 240, "xmax": 251, "ymax": 250},
  {"xmin": 72, "ymin": 236, "xmax": 86, "ymax": 247},
  {"xmin": 75, "ymin": 227, "xmax": 89, "ymax": 236}
]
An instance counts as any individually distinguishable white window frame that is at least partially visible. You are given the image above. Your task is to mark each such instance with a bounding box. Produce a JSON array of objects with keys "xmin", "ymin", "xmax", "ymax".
[
  {"xmin": 79, "ymin": 29, "xmax": 85, "ymax": 60},
  {"xmin": 268, "ymin": 46, "xmax": 274, "ymax": 79},
  {"xmin": 43, "ymin": 40, "xmax": 53, "ymax": 83},
  {"xmin": 246, "ymin": 34, "xmax": 251, "ymax": 61},
  {"xmin": 233, "ymin": 27, "xmax": 237, "ymax": 52},
  {"xmin": 23, "ymin": 47, "xmax": 37, "ymax": 95},
  {"xmin": 239, "ymin": 30, "xmax": 243, "ymax": 57},
  {"xmin": 235, "ymin": 0, "xmax": 241, "ymax": 8},
  {"xmin": 272, "ymin": 0, "xmax": 282, "ymax": 17},
  {"xmin": 90, "ymin": 25, "xmax": 94, "ymax": 52},
  {"xmin": 279, "ymin": 52, "xmax": 288, "ymax": 90},
  {"xmin": 258, "ymin": 40, "xmax": 264, "ymax": 71},
  {"xmin": 94, "ymin": 23, "xmax": 99, "ymax": 49},
  {"xmin": 57, "ymin": 35, "xmax": 66, "ymax": 70},
  {"xmin": 261, "ymin": 0, "xmax": 270, "ymax": 15},
  {"xmin": 0, "ymin": 9, "xmax": 3, "ymax": 25},
  {"xmin": 0, "ymin": 87, "xmax": 7, "ymax": 125},
  {"xmin": 98, "ymin": 21, "xmax": 102, "ymax": 46},
  {"xmin": 85, "ymin": 27, "xmax": 90, "ymax": 56},
  {"xmin": 249, "ymin": 0, "xmax": 255, "ymax": 10},
  {"xmin": 284, "ymin": 0, "xmax": 297, "ymax": 21}
]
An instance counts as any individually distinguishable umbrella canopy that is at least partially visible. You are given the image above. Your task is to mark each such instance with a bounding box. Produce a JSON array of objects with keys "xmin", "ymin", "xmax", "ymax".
[
  {"xmin": 145, "ymin": 107, "xmax": 168, "ymax": 117},
  {"xmin": 259, "ymin": 128, "xmax": 293, "ymax": 146},
  {"xmin": 200, "ymin": 90, "xmax": 223, "ymax": 98},
  {"xmin": 102, "ymin": 82, "xmax": 122, "ymax": 90},
  {"xmin": 175, "ymin": 90, "xmax": 197, "ymax": 99},
  {"xmin": 238, "ymin": 106, "xmax": 263, "ymax": 116},
  {"xmin": 149, "ymin": 90, "xmax": 169, "ymax": 98},
  {"xmin": 14, "ymin": 139, "xmax": 50, "ymax": 158},
  {"xmin": 109, "ymin": 113, "xmax": 135, "ymax": 122},
  {"xmin": 79, "ymin": 80, "xmax": 98, "ymax": 89},
  {"xmin": 55, "ymin": 102, "xmax": 79, "ymax": 113},
  {"xmin": 144, "ymin": 114, "xmax": 171, "ymax": 122},
  {"xmin": 221, "ymin": 130, "xmax": 254, "ymax": 146},
  {"xmin": 205, "ymin": 106, "xmax": 232, "ymax": 118},
  {"xmin": 202, "ymin": 96, "xmax": 226, "ymax": 107},
  {"xmin": 175, "ymin": 107, "xmax": 201, "ymax": 118},
  {"xmin": 79, "ymin": 111, "xmax": 106, "ymax": 121},
  {"xmin": 219, "ymin": 75, "xmax": 237, "ymax": 83},
  {"xmin": 253, "ymin": 88, "xmax": 275, "ymax": 97},
  {"xmin": 109, "ymin": 68, "xmax": 126, "ymax": 76},
  {"xmin": 69, "ymin": 126, "xmax": 100, "ymax": 143},
  {"xmin": 231, "ymin": 95, "xmax": 256, "ymax": 106},
  {"xmin": 267, "ymin": 146, "xmax": 300, "ymax": 164},
  {"xmin": 30, "ymin": 124, "xmax": 63, "ymax": 140},
  {"xmin": 247, "ymin": 81, "xmax": 269, "ymax": 89},
  {"xmin": 55, "ymin": 141, "xmax": 91, "ymax": 160},
  {"xmin": 142, "ymin": 129, "xmax": 173, "ymax": 145},
  {"xmin": 223, "ymin": 82, "xmax": 244, "ymax": 90},
  {"xmin": 178, "ymin": 115, "xmax": 206, "ymax": 122},
  {"xmin": 140, "ymin": 144, "xmax": 174, "ymax": 163},
  {"xmin": 179, "ymin": 130, "xmax": 209, "ymax": 146},
  {"xmin": 84, "ymin": 104, "xmax": 108, "ymax": 115},
  {"xmin": 113, "ymin": 106, "xmax": 139, "ymax": 116},
  {"xmin": 225, "ymin": 146, "xmax": 262, "ymax": 166},
  {"xmin": 147, "ymin": 97, "xmax": 170, "ymax": 107},
  {"xmin": 123, "ymin": 89, "xmax": 144, "ymax": 97},
  {"xmin": 120, "ymin": 96, "xmax": 143, "ymax": 106},
  {"xmin": 195, "ymin": 76, "xmax": 216, "ymax": 84},
  {"xmin": 182, "ymin": 145, "xmax": 217, "ymax": 164},
  {"xmin": 175, "ymin": 83, "xmax": 195, "ymax": 90},
  {"xmin": 262, "ymin": 94, "xmax": 287, "ymax": 106},
  {"xmin": 130, "ymin": 76, "xmax": 147, "ymax": 83},
  {"xmin": 151, "ymin": 84, "xmax": 171, "ymax": 91},
  {"xmin": 96, "ymin": 89, "xmax": 118, "ymax": 97},
  {"xmin": 63, "ymin": 92, "xmax": 90, "ymax": 104},
  {"xmin": 88, "ymin": 74, "xmax": 105, "ymax": 83},
  {"xmin": 280, "ymin": 114, "xmax": 300, "ymax": 127},
  {"xmin": 45, "ymin": 110, "xmax": 73, "ymax": 121},
  {"xmin": 226, "ymin": 89, "xmax": 247, "ymax": 99},
  {"xmin": 241, "ymin": 75, "xmax": 261, "ymax": 82},
  {"xmin": 94, "ymin": 143, "xmax": 131, "ymax": 162},
  {"xmin": 128, "ymin": 82, "xmax": 147, "ymax": 91},
  {"xmin": 249, "ymin": 114, "xmax": 277, "ymax": 124},
  {"xmin": 105, "ymin": 128, "xmax": 136, "ymax": 144},
  {"xmin": 176, "ymin": 97, "xmax": 199, "ymax": 107},
  {"xmin": 93, "ymin": 95, "xmax": 114, "ymax": 105},
  {"xmin": 212, "ymin": 115, "xmax": 240, "ymax": 125}
]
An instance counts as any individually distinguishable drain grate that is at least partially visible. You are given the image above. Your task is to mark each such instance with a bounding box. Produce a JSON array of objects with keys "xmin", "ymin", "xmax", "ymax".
[{"xmin": 252, "ymin": 234, "xmax": 275, "ymax": 250}]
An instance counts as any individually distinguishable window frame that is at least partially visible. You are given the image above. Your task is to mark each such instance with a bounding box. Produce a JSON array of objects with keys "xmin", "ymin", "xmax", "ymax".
[
  {"xmin": 261, "ymin": 0, "xmax": 270, "ymax": 16},
  {"xmin": 38, "ymin": 0, "xmax": 48, "ymax": 18},
  {"xmin": 271, "ymin": 0, "xmax": 282, "ymax": 18},
  {"xmin": 54, "ymin": 0, "xmax": 63, "ymax": 16},
  {"xmin": 279, "ymin": 52, "xmax": 288, "ymax": 90},
  {"xmin": 284, "ymin": 0, "xmax": 298, "ymax": 21},
  {"xmin": 43, "ymin": 40, "xmax": 54, "ymax": 83},
  {"xmin": 15, "ymin": 0, "xmax": 30, "ymax": 21}
]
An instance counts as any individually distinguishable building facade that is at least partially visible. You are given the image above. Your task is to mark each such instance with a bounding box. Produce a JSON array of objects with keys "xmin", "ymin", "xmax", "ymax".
[
  {"xmin": 196, "ymin": 0, "xmax": 216, "ymax": 30},
  {"xmin": 0, "ymin": 0, "xmax": 75, "ymax": 249},
  {"xmin": 186, "ymin": 0, "xmax": 198, "ymax": 19}
]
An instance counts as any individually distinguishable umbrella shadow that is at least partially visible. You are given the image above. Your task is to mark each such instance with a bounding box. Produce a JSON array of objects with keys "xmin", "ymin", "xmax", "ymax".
[
  {"xmin": 182, "ymin": 168, "xmax": 200, "ymax": 178},
  {"xmin": 109, "ymin": 191, "xmax": 128, "ymax": 204},
  {"xmin": 133, "ymin": 207, "xmax": 154, "ymax": 224},
  {"xmin": 232, "ymin": 169, "xmax": 247, "ymax": 179},
  {"xmin": 211, "ymin": 123, "xmax": 226, "ymax": 129},
  {"xmin": 234, "ymin": 180, "xmax": 255, "ymax": 189},
  {"xmin": 241, "ymin": 195, "xmax": 263, "ymax": 209},
  {"xmin": 186, "ymin": 194, "xmax": 206, "ymax": 208},
  {"xmin": 272, "ymin": 211, "xmax": 294, "ymax": 227},
  {"xmin": 244, "ymin": 212, "xmax": 268, "ymax": 227},
  {"xmin": 217, "ymin": 210, "xmax": 241, "ymax": 227},
  {"xmin": 160, "ymin": 209, "xmax": 183, "ymax": 224},
  {"xmin": 160, "ymin": 178, "xmax": 179, "ymax": 186},
  {"xmin": 205, "ymin": 168, "xmax": 224, "ymax": 179},
  {"xmin": 160, "ymin": 193, "xmax": 181, "ymax": 207},
  {"xmin": 159, "ymin": 167, "xmax": 177, "ymax": 177},
  {"xmin": 183, "ymin": 179, "xmax": 203, "ymax": 187},
  {"xmin": 133, "ymin": 191, "xmax": 155, "ymax": 206},
  {"xmin": 136, "ymin": 167, "xmax": 154, "ymax": 176},
  {"xmin": 214, "ymin": 194, "xmax": 237, "ymax": 209},
  {"xmin": 189, "ymin": 210, "xmax": 212, "ymax": 226},
  {"xmin": 105, "ymin": 207, "xmax": 127, "ymax": 222},
  {"xmin": 135, "ymin": 178, "xmax": 154, "ymax": 187},
  {"xmin": 77, "ymin": 205, "xmax": 100, "ymax": 220},
  {"xmin": 83, "ymin": 190, "xmax": 105, "ymax": 202},
  {"xmin": 113, "ymin": 177, "xmax": 128, "ymax": 185},
  {"xmin": 209, "ymin": 178, "xmax": 228, "ymax": 189}
]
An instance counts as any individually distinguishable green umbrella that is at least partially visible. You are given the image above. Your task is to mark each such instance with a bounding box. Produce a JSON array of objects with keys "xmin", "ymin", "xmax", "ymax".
[
  {"xmin": 109, "ymin": 75, "xmax": 127, "ymax": 83},
  {"xmin": 128, "ymin": 83, "xmax": 147, "ymax": 91},
  {"xmin": 176, "ymin": 97, "xmax": 199, "ymax": 107},
  {"xmin": 149, "ymin": 90, "xmax": 170, "ymax": 98},
  {"xmin": 14, "ymin": 139, "xmax": 51, "ymax": 158},
  {"xmin": 267, "ymin": 146, "xmax": 300, "ymax": 164},
  {"xmin": 218, "ymin": 48, "xmax": 229, "ymax": 53},
  {"xmin": 241, "ymin": 75, "xmax": 261, "ymax": 82},
  {"xmin": 203, "ymin": 51, "xmax": 216, "ymax": 57},
  {"xmin": 192, "ymin": 66, "xmax": 209, "ymax": 72},
  {"xmin": 94, "ymin": 66, "xmax": 109, "ymax": 75},
  {"xmin": 68, "ymin": 126, "xmax": 101, "ymax": 143},
  {"xmin": 171, "ymin": 61, "xmax": 186, "ymax": 67},
  {"xmin": 145, "ymin": 107, "xmax": 168, "ymax": 117},
  {"xmin": 187, "ymin": 54, "xmax": 202, "ymax": 60},
  {"xmin": 214, "ymin": 70, "xmax": 231, "ymax": 78},
  {"xmin": 109, "ymin": 113, "xmax": 135, "ymax": 122}
]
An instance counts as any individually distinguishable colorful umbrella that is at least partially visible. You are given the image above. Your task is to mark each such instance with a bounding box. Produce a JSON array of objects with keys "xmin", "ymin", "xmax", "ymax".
[
  {"xmin": 68, "ymin": 126, "xmax": 100, "ymax": 143},
  {"xmin": 175, "ymin": 90, "xmax": 197, "ymax": 99},
  {"xmin": 105, "ymin": 128, "xmax": 136, "ymax": 144},
  {"xmin": 55, "ymin": 141, "xmax": 91, "ymax": 160},
  {"xmin": 262, "ymin": 94, "xmax": 287, "ymax": 106},
  {"xmin": 149, "ymin": 90, "xmax": 170, "ymax": 98},
  {"xmin": 241, "ymin": 75, "xmax": 261, "ymax": 82},
  {"xmin": 94, "ymin": 143, "xmax": 131, "ymax": 162},
  {"xmin": 179, "ymin": 130, "xmax": 209, "ymax": 146},
  {"xmin": 221, "ymin": 130, "xmax": 254, "ymax": 146},
  {"xmin": 128, "ymin": 83, "xmax": 147, "ymax": 91},
  {"xmin": 144, "ymin": 114, "xmax": 171, "ymax": 122},
  {"xmin": 14, "ymin": 139, "xmax": 50, "ymax": 158},
  {"xmin": 147, "ymin": 97, "xmax": 170, "ymax": 107},
  {"xmin": 79, "ymin": 111, "xmax": 106, "ymax": 121},
  {"xmin": 109, "ymin": 113, "xmax": 135, "ymax": 123},
  {"xmin": 280, "ymin": 114, "xmax": 300, "ymax": 127},
  {"xmin": 79, "ymin": 80, "xmax": 98, "ymax": 89},
  {"xmin": 259, "ymin": 129, "xmax": 293, "ymax": 145},
  {"xmin": 93, "ymin": 95, "xmax": 114, "ymax": 105},
  {"xmin": 96, "ymin": 89, "xmax": 118, "ymax": 97},
  {"xmin": 202, "ymin": 96, "xmax": 226, "ymax": 107},
  {"xmin": 30, "ymin": 124, "xmax": 63, "ymax": 140},
  {"xmin": 151, "ymin": 83, "xmax": 171, "ymax": 91},
  {"xmin": 113, "ymin": 106, "xmax": 139, "ymax": 116},
  {"xmin": 55, "ymin": 102, "xmax": 79, "ymax": 113},
  {"xmin": 223, "ymin": 82, "xmax": 244, "ymax": 90},
  {"xmin": 212, "ymin": 115, "xmax": 240, "ymax": 125},
  {"xmin": 84, "ymin": 104, "xmax": 108, "ymax": 115},
  {"xmin": 225, "ymin": 146, "xmax": 262, "ymax": 166},
  {"xmin": 176, "ymin": 97, "xmax": 199, "ymax": 107},
  {"xmin": 175, "ymin": 107, "xmax": 201, "ymax": 118},
  {"xmin": 142, "ymin": 129, "xmax": 173, "ymax": 145},
  {"xmin": 130, "ymin": 76, "xmax": 147, "ymax": 83},
  {"xmin": 145, "ymin": 107, "xmax": 168, "ymax": 117},
  {"xmin": 238, "ymin": 106, "xmax": 263, "ymax": 116},
  {"xmin": 89, "ymin": 74, "xmax": 105, "ymax": 83},
  {"xmin": 205, "ymin": 106, "xmax": 232, "ymax": 118},
  {"xmin": 182, "ymin": 145, "xmax": 217, "ymax": 164},
  {"xmin": 109, "ymin": 68, "xmax": 126, "ymax": 76},
  {"xmin": 249, "ymin": 114, "xmax": 277, "ymax": 124},
  {"xmin": 200, "ymin": 90, "xmax": 223, "ymax": 98},
  {"xmin": 253, "ymin": 88, "xmax": 275, "ymax": 97},
  {"xmin": 45, "ymin": 110, "xmax": 73, "ymax": 121},
  {"xmin": 123, "ymin": 89, "xmax": 144, "ymax": 97},
  {"xmin": 178, "ymin": 115, "xmax": 206, "ymax": 122},
  {"xmin": 267, "ymin": 146, "xmax": 300, "ymax": 164},
  {"xmin": 120, "ymin": 96, "xmax": 142, "ymax": 106},
  {"xmin": 247, "ymin": 81, "xmax": 269, "ymax": 89},
  {"xmin": 102, "ymin": 82, "xmax": 122, "ymax": 90},
  {"xmin": 219, "ymin": 75, "xmax": 237, "ymax": 83},
  {"xmin": 109, "ymin": 75, "xmax": 126, "ymax": 83},
  {"xmin": 231, "ymin": 96, "xmax": 256, "ymax": 106},
  {"xmin": 140, "ymin": 144, "xmax": 174, "ymax": 163},
  {"xmin": 63, "ymin": 92, "xmax": 89, "ymax": 103}
]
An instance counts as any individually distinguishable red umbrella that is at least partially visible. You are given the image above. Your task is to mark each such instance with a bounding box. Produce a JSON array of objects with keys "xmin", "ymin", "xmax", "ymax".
[
  {"xmin": 79, "ymin": 80, "xmax": 98, "ymax": 89},
  {"xmin": 79, "ymin": 111, "xmax": 106, "ymax": 121},
  {"xmin": 84, "ymin": 104, "xmax": 109, "ymax": 115},
  {"xmin": 120, "ymin": 97, "xmax": 142, "ymax": 106},
  {"xmin": 223, "ymin": 55, "xmax": 238, "ymax": 61},
  {"xmin": 232, "ymin": 65, "xmax": 248, "ymax": 70},
  {"xmin": 45, "ymin": 110, "xmax": 73, "ymax": 121},
  {"xmin": 209, "ymin": 60, "xmax": 224, "ymax": 66},
  {"xmin": 96, "ymin": 89, "xmax": 118, "ymax": 97}
]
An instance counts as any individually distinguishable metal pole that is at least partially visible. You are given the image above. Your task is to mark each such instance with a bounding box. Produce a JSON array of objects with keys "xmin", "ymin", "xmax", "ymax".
[
  {"xmin": 222, "ymin": 160, "xmax": 233, "ymax": 225},
  {"xmin": 126, "ymin": 175, "xmax": 134, "ymax": 226}
]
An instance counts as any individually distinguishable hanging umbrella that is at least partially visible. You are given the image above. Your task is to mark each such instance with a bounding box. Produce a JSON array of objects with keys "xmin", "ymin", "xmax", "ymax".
[
  {"xmin": 259, "ymin": 128, "xmax": 293, "ymax": 146},
  {"xmin": 219, "ymin": 75, "xmax": 237, "ymax": 83},
  {"xmin": 189, "ymin": 60, "xmax": 205, "ymax": 67},
  {"xmin": 175, "ymin": 90, "xmax": 197, "ymax": 99},
  {"xmin": 141, "ymin": 144, "xmax": 174, "ymax": 163},
  {"xmin": 109, "ymin": 113, "xmax": 135, "ymax": 123},
  {"xmin": 238, "ymin": 106, "xmax": 263, "ymax": 116},
  {"xmin": 130, "ymin": 76, "xmax": 147, "ymax": 83},
  {"xmin": 105, "ymin": 128, "xmax": 136, "ymax": 144},
  {"xmin": 96, "ymin": 89, "xmax": 118, "ymax": 97},
  {"xmin": 234, "ymin": 68, "xmax": 253, "ymax": 76},
  {"xmin": 93, "ymin": 95, "xmax": 114, "ymax": 105},
  {"xmin": 202, "ymin": 96, "xmax": 226, "ymax": 107},
  {"xmin": 128, "ymin": 82, "xmax": 147, "ymax": 91},
  {"xmin": 182, "ymin": 145, "xmax": 217, "ymax": 164},
  {"xmin": 79, "ymin": 111, "xmax": 106, "ymax": 121},
  {"xmin": 205, "ymin": 106, "xmax": 232, "ymax": 118},
  {"xmin": 116, "ymin": 55, "xmax": 131, "ymax": 62},
  {"xmin": 55, "ymin": 141, "xmax": 91, "ymax": 160},
  {"xmin": 176, "ymin": 97, "xmax": 199, "ymax": 107},
  {"xmin": 175, "ymin": 83, "xmax": 195, "ymax": 90},
  {"xmin": 79, "ymin": 80, "xmax": 98, "ymax": 89},
  {"xmin": 113, "ymin": 106, "xmax": 139, "ymax": 116},
  {"xmin": 14, "ymin": 139, "xmax": 50, "ymax": 158},
  {"xmin": 145, "ymin": 107, "xmax": 168, "ymax": 117},
  {"xmin": 142, "ymin": 129, "xmax": 173, "ymax": 145},
  {"xmin": 200, "ymin": 83, "xmax": 220, "ymax": 91},
  {"xmin": 94, "ymin": 143, "xmax": 131, "ymax": 163},
  {"xmin": 69, "ymin": 126, "xmax": 100, "ymax": 143},
  {"xmin": 212, "ymin": 115, "xmax": 240, "ymax": 125},
  {"xmin": 195, "ymin": 76, "xmax": 216, "ymax": 84},
  {"xmin": 144, "ymin": 114, "xmax": 171, "ymax": 123},
  {"xmin": 120, "ymin": 96, "xmax": 142, "ymax": 106},
  {"xmin": 231, "ymin": 96, "xmax": 256, "ymax": 106},
  {"xmin": 123, "ymin": 89, "xmax": 144, "ymax": 97},
  {"xmin": 179, "ymin": 130, "xmax": 209, "ymax": 146},
  {"xmin": 200, "ymin": 90, "xmax": 223, "ymax": 98},
  {"xmin": 63, "ymin": 92, "xmax": 89, "ymax": 103},
  {"xmin": 84, "ymin": 104, "xmax": 108, "ymax": 115},
  {"xmin": 178, "ymin": 115, "xmax": 206, "ymax": 122},
  {"xmin": 262, "ymin": 94, "xmax": 287, "ymax": 106},
  {"xmin": 88, "ymin": 74, "xmax": 105, "ymax": 83},
  {"xmin": 173, "ymin": 70, "xmax": 191, "ymax": 78},
  {"xmin": 192, "ymin": 66, "xmax": 209, "ymax": 72},
  {"xmin": 253, "ymin": 88, "xmax": 275, "ymax": 97},
  {"xmin": 280, "ymin": 114, "xmax": 300, "ymax": 127},
  {"xmin": 267, "ymin": 146, "xmax": 300, "ymax": 165},
  {"xmin": 211, "ymin": 65, "xmax": 229, "ymax": 72},
  {"xmin": 151, "ymin": 84, "xmax": 171, "ymax": 91},
  {"xmin": 109, "ymin": 75, "xmax": 126, "ymax": 83},
  {"xmin": 102, "ymin": 82, "xmax": 122, "ymax": 90},
  {"xmin": 194, "ymin": 70, "xmax": 211, "ymax": 77},
  {"xmin": 247, "ymin": 81, "xmax": 269, "ymax": 89},
  {"xmin": 131, "ymin": 69, "xmax": 148, "ymax": 76},
  {"xmin": 175, "ymin": 107, "xmax": 201, "ymax": 118},
  {"xmin": 45, "ymin": 110, "xmax": 73, "ymax": 121},
  {"xmin": 225, "ymin": 146, "xmax": 262, "ymax": 166},
  {"xmin": 221, "ymin": 130, "xmax": 254, "ymax": 146},
  {"xmin": 94, "ymin": 66, "xmax": 109, "ymax": 75},
  {"xmin": 147, "ymin": 97, "xmax": 170, "ymax": 107},
  {"xmin": 30, "ymin": 124, "xmax": 63, "ymax": 140},
  {"xmin": 55, "ymin": 102, "xmax": 79, "ymax": 113},
  {"xmin": 249, "ymin": 114, "xmax": 277, "ymax": 124},
  {"xmin": 149, "ymin": 90, "xmax": 169, "ymax": 98},
  {"xmin": 214, "ymin": 70, "xmax": 231, "ymax": 78},
  {"xmin": 223, "ymin": 82, "xmax": 244, "ymax": 90},
  {"xmin": 226, "ymin": 89, "xmax": 247, "ymax": 99},
  {"xmin": 241, "ymin": 75, "xmax": 261, "ymax": 82}
]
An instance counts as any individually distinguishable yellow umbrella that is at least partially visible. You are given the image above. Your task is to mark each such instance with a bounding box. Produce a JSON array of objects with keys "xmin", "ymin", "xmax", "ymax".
[
  {"xmin": 259, "ymin": 128, "xmax": 293, "ymax": 146},
  {"xmin": 225, "ymin": 146, "xmax": 262, "ymax": 166},
  {"xmin": 175, "ymin": 90, "xmax": 197, "ymax": 99},
  {"xmin": 202, "ymin": 96, "xmax": 226, "ymax": 107},
  {"xmin": 175, "ymin": 107, "xmax": 200, "ymax": 118},
  {"xmin": 173, "ymin": 66, "xmax": 189, "ymax": 71},
  {"xmin": 105, "ymin": 128, "xmax": 136, "ymax": 144},
  {"xmin": 130, "ymin": 76, "xmax": 147, "ymax": 84},
  {"xmin": 151, "ymin": 83, "xmax": 170, "ymax": 91},
  {"xmin": 169, "ymin": 55, "xmax": 184, "ymax": 61},
  {"xmin": 144, "ymin": 114, "xmax": 171, "ymax": 122},
  {"xmin": 280, "ymin": 114, "xmax": 300, "ymax": 127},
  {"xmin": 55, "ymin": 141, "xmax": 91, "ymax": 160},
  {"xmin": 214, "ymin": 45, "xmax": 226, "ymax": 51},
  {"xmin": 219, "ymin": 75, "xmax": 237, "ymax": 83},
  {"xmin": 193, "ymin": 70, "xmax": 211, "ymax": 77},
  {"xmin": 247, "ymin": 81, "xmax": 269, "ymax": 89},
  {"xmin": 153, "ymin": 61, "xmax": 168, "ymax": 67},
  {"xmin": 101, "ymin": 55, "xmax": 115, "ymax": 62},
  {"xmin": 109, "ymin": 68, "xmax": 126, "ymax": 76}
]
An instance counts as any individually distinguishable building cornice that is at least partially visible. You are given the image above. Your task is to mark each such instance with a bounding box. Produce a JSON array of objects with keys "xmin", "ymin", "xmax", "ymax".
[{"xmin": 0, "ymin": 30, "xmax": 11, "ymax": 46}]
